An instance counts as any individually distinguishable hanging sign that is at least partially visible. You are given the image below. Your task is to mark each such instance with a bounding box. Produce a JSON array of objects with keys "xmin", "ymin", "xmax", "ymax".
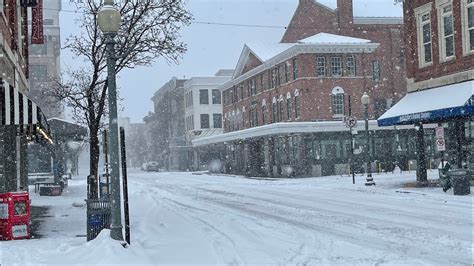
[{"xmin": 31, "ymin": 0, "xmax": 44, "ymax": 44}]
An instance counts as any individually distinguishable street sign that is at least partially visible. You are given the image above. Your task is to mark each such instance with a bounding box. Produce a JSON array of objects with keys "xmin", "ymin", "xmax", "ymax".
[
  {"xmin": 435, "ymin": 127, "xmax": 445, "ymax": 139},
  {"xmin": 436, "ymin": 138, "xmax": 446, "ymax": 151},
  {"xmin": 345, "ymin": 116, "xmax": 358, "ymax": 128}
]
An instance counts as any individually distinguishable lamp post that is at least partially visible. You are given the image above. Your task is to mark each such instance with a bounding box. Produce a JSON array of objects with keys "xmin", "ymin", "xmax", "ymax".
[
  {"xmin": 97, "ymin": 0, "xmax": 123, "ymax": 241},
  {"xmin": 361, "ymin": 92, "xmax": 375, "ymax": 186}
]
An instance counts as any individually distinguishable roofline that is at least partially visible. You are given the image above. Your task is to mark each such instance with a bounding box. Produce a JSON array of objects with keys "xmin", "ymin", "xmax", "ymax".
[{"xmin": 219, "ymin": 42, "xmax": 379, "ymax": 91}]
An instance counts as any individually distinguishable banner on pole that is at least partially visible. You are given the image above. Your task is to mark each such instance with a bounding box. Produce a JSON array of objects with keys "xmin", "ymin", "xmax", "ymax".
[{"xmin": 31, "ymin": 0, "xmax": 44, "ymax": 44}]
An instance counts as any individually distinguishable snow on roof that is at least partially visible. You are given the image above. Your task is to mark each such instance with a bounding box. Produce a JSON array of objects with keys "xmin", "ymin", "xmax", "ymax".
[
  {"xmin": 298, "ymin": 32, "xmax": 371, "ymax": 44},
  {"xmin": 192, "ymin": 121, "xmax": 420, "ymax": 147},
  {"xmin": 245, "ymin": 42, "xmax": 293, "ymax": 62}
]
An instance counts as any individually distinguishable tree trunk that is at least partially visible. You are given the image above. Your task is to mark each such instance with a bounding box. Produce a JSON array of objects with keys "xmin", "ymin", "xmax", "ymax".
[{"xmin": 89, "ymin": 126, "xmax": 100, "ymax": 199}]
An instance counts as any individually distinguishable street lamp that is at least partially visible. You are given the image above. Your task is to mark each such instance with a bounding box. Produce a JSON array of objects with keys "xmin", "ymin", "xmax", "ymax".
[
  {"xmin": 361, "ymin": 92, "xmax": 375, "ymax": 186},
  {"xmin": 98, "ymin": 0, "xmax": 123, "ymax": 241}
]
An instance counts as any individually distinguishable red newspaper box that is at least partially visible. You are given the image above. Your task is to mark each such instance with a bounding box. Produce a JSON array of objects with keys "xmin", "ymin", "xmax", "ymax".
[{"xmin": 0, "ymin": 192, "xmax": 31, "ymax": 240}]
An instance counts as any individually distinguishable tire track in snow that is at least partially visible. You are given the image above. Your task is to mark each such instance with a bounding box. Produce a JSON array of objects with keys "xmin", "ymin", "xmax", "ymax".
[{"xmin": 152, "ymin": 182, "xmax": 468, "ymax": 265}]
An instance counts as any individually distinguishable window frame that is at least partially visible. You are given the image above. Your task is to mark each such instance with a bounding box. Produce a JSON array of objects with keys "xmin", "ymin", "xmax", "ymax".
[
  {"xmin": 286, "ymin": 97, "xmax": 292, "ymax": 121},
  {"xmin": 212, "ymin": 89, "xmax": 221, "ymax": 104},
  {"xmin": 331, "ymin": 87, "xmax": 345, "ymax": 118},
  {"xmin": 372, "ymin": 61, "xmax": 381, "ymax": 82},
  {"xmin": 330, "ymin": 57, "xmax": 342, "ymax": 77},
  {"xmin": 292, "ymin": 58, "xmax": 298, "ymax": 79},
  {"xmin": 461, "ymin": 0, "xmax": 474, "ymax": 55},
  {"xmin": 346, "ymin": 55, "xmax": 356, "ymax": 76},
  {"xmin": 213, "ymin": 113, "xmax": 222, "ymax": 128},
  {"xmin": 294, "ymin": 90, "xmax": 301, "ymax": 119},
  {"xmin": 316, "ymin": 56, "xmax": 326, "ymax": 77},
  {"xmin": 437, "ymin": 1, "xmax": 455, "ymax": 62},
  {"xmin": 415, "ymin": 3, "xmax": 433, "ymax": 67},
  {"xmin": 200, "ymin": 113, "xmax": 210, "ymax": 129}
]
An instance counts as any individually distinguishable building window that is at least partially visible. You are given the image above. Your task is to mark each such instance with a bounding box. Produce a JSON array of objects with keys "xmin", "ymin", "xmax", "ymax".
[
  {"xmin": 285, "ymin": 62, "xmax": 290, "ymax": 82},
  {"xmin": 260, "ymin": 74, "xmax": 264, "ymax": 92},
  {"xmin": 438, "ymin": 2, "xmax": 455, "ymax": 61},
  {"xmin": 330, "ymin": 57, "xmax": 342, "ymax": 76},
  {"xmin": 200, "ymin": 114, "xmax": 210, "ymax": 129},
  {"xmin": 271, "ymin": 69, "xmax": 276, "ymax": 88},
  {"xmin": 250, "ymin": 78, "xmax": 256, "ymax": 95},
  {"xmin": 212, "ymin": 89, "xmax": 221, "ymax": 104},
  {"xmin": 372, "ymin": 61, "xmax": 380, "ymax": 81},
  {"xmin": 346, "ymin": 55, "xmax": 356, "ymax": 76},
  {"xmin": 199, "ymin": 89, "xmax": 209, "ymax": 105},
  {"xmin": 253, "ymin": 108, "xmax": 258, "ymax": 127},
  {"xmin": 262, "ymin": 103, "xmax": 267, "ymax": 125},
  {"xmin": 462, "ymin": 0, "xmax": 474, "ymax": 55},
  {"xmin": 331, "ymin": 87, "xmax": 345, "ymax": 117},
  {"xmin": 213, "ymin": 113, "xmax": 222, "ymax": 128},
  {"xmin": 292, "ymin": 58, "xmax": 298, "ymax": 79},
  {"xmin": 29, "ymin": 65, "xmax": 48, "ymax": 82},
  {"xmin": 272, "ymin": 98, "xmax": 277, "ymax": 123},
  {"xmin": 316, "ymin": 56, "xmax": 326, "ymax": 77},
  {"xmin": 30, "ymin": 44, "xmax": 47, "ymax": 55},
  {"xmin": 278, "ymin": 97, "xmax": 284, "ymax": 122},
  {"xmin": 277, "ymin": 65, "xmax": 282, "ymax": 86},
  {"xmin": 294, "ymin": 90, "xmax": 301, "ymax": 119},
  {"xmin": 416, "ymin": 6, "xmax": 433, "ymax": 67},
  {"xmin": 286, "ymin": 94, "xmax": 292, "ymax": 121}
]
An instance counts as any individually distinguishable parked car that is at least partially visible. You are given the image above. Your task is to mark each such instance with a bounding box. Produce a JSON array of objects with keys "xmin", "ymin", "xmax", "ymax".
[{"xmin": 142, "ymin": 162, "xmax": 160, "ymax": 172}]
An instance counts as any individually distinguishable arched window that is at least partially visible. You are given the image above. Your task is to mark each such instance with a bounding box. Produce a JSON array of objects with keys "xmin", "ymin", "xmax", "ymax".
[
  {"xmin": 331, "ymin": 86, "xmax": 345, "ymax": 116},
  {"xmin": 286, "ymin": 92, "xmax": 292, "ymax": 121},
  {"xmin": 294, "ymin": 89, "xmax": 301, "ymax": 119},
  {"xmin": 278, "ymin": 95, "xmax": 284, "ymax": 122},
  {"xmin": 262, "ymin": 99, "xmax": 267, "ymax": 125},
  {"xmin": 272, "ymin": 97, "xmax": 277, "ymax": 123}
]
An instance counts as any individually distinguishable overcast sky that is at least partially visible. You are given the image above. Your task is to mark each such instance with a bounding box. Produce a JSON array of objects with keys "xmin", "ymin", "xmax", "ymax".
[{"xmin": 59, "ymin": 0, "xmax": 402, "ymax": 123}]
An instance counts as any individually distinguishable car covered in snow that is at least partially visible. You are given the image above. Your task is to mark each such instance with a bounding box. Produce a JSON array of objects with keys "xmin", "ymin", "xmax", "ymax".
[{"xmin": 141, "ymin": 162, "xmax": 160, "ymax": 172}]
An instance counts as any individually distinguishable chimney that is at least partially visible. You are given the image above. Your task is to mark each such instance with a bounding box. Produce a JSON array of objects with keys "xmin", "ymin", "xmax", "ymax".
[{"xmin": 337, "ymin": 0, "xmax": 353, "ymax": 28}]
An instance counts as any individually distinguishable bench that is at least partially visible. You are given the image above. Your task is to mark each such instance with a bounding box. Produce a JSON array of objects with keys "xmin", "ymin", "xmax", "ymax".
[{"xmin": 34, "ymin": 181, "xmax": 56, "ymax": 193}]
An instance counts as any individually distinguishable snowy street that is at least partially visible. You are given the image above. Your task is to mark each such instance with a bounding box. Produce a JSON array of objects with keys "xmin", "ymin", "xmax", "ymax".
[{"xmin": 1, "ymin": 170, "xmax": 472, "ymax": 265}]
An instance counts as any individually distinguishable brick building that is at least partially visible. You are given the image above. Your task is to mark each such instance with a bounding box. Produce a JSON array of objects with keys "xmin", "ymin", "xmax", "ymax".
[
  {"xmin": 379, "ymin": 0, "xmax": 473, "ymax": 182},
  {"xmin": 191, "ymin": 0, "xmax": 431, "ymax": 177},
  {"xmin": 1, "ymin": 1, "xmax": 52, "ymax": 192},
  {"xmin": 144, "ymin": 78, "xmax": 188, "ymax": 170}
]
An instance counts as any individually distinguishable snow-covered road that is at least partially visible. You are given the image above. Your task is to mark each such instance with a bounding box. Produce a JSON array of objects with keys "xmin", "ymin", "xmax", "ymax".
[
  {"xmin": 1, "ymin": 170, "xmax": 472, "ymax": 265},
  {"xmin": 129, "ymin": 171, "xmax": 472, "ymax": 265}
]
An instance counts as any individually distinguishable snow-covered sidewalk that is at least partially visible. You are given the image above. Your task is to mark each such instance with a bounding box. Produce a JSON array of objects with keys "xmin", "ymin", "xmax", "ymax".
[{"xmin": 0, "ymin": 170, "xmax": 472, "ymax": 265}]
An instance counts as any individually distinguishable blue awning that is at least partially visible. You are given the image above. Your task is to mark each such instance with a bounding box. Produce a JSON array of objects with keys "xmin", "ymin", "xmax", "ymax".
[{"xmin": 378, "ymin": 80, "xmax": 473, "ymax": 126}]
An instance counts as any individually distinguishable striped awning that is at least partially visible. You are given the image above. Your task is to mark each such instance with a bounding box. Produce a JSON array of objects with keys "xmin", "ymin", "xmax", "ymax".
[{"xmin": 0, "ymin": 78, "xmax": 52, "ymax": 143}]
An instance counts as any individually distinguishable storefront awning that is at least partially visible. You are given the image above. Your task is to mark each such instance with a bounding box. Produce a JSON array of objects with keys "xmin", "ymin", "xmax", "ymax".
[
  {"xmin": 378, "ymin": 80, "xmax": 474, "ymax": 126},
  {"xmin": 0, "ymin": 78, "xmax": 52, "ymax": 143},
  {"xmin": 192, "ymin": 121, "xmax": 419, "ymax": 147}
]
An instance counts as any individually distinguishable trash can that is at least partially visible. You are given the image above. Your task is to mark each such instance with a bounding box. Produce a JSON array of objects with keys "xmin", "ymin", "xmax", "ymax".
[
  {"xmin": 449, "ymin": 169, "xmax": 471, "ymax": 196},
  {"xmin": 86, "ymin": 198, "xmax": 111, "ymax": 241}
]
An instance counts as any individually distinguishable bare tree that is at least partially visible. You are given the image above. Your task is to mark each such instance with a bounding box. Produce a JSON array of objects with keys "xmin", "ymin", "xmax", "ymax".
[{"xmin": 51, "ymin": 0, "xmax": 192, "ymax": 183}]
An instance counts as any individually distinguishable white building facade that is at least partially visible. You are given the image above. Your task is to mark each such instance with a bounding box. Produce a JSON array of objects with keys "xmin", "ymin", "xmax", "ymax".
[{"xmin": 184, "ymin": 69, "xmax": 233, "ymax": 146}]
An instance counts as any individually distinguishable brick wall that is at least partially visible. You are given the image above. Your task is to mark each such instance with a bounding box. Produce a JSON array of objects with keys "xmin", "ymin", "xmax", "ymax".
[
  {"xmin": 223, "ymin": 52, "xmax": 385, "ymax": 132},
  {"xmin": 404, "ymin": 0, "xmax": 474, "ymax": 84}
]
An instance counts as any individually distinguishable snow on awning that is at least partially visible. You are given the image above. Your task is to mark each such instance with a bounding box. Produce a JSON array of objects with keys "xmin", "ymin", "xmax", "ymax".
[
  {"xmin": 192, "ymin": 121, "xmax": 417, "ymax": 147},
  {"xmin": 0, "ymin": 78, "xmax": 52, "ymax": 143},
  {"xmin": 378, "ymin": 80, "xmax": 474, "ymax": 126}
]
